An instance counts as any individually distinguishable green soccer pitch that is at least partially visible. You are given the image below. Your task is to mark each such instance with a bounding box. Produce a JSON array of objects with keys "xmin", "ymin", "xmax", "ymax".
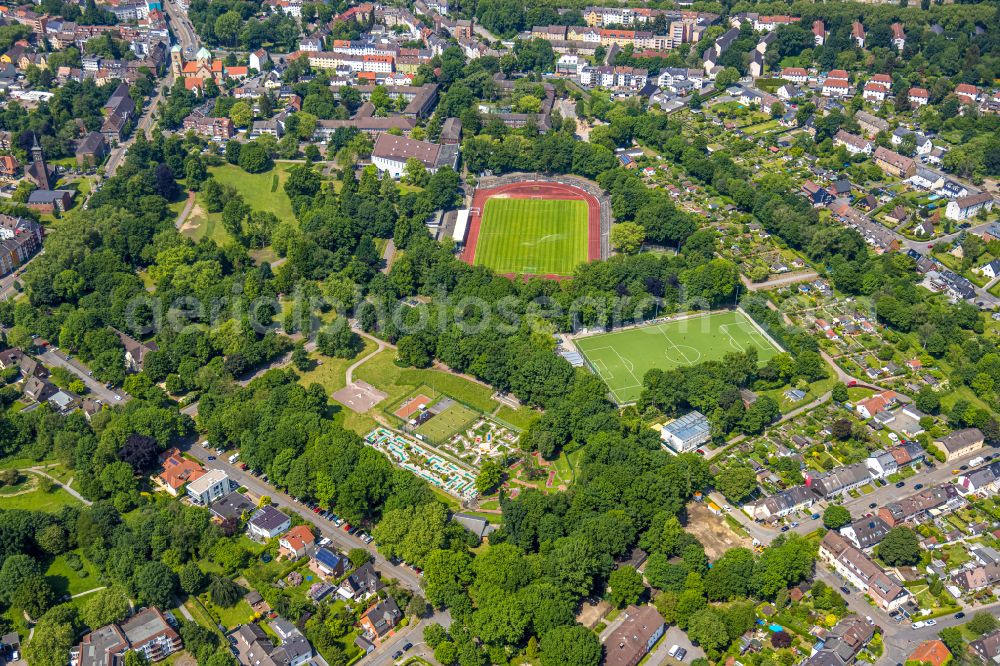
[
  {"xmin": 574, "ymin": 310, "xmax": 783, "ymax": 404},
  {"xmin": 472, "ymin": 198, "xmax": 590, "ymax": 276}
]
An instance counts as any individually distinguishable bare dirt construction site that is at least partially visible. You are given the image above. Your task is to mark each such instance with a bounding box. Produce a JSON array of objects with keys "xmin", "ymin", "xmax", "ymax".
[{"xmin": 685, "ymin": 502, "xmax": 753, "ymax": 559}]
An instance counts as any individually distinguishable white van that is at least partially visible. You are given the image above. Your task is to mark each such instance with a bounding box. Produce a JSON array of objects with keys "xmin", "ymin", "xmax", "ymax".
[
  {"xmin": 668, "ymin": 645, "xmax": 680, "ymax": 658},
  {"xmin": 969, "ymin": 456, "xmax": 984, "ymax": 468},
  {"xmin": 228, "ymin": 453, "xmax": 239, "ymax": 464}
]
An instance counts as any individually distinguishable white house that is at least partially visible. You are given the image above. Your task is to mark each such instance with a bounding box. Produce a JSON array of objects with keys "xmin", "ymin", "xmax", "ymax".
[
  {"xmin": 249, "ymin": 48, "xmax": 269, "ymax": 72},
  {"xmin": 946, "ymin": 192, "xmax": 994, "ymax": 221},
  {"xmin": 980, "ymin": 259, "xmax": 1000, "ymax": 280},
  {"xmin": 185, "ymin": 469, "xmax": 234, "ymax": 505},
  {"xmin": 247, "ymin": 505, "xmax": 291, "ymax": 541}
]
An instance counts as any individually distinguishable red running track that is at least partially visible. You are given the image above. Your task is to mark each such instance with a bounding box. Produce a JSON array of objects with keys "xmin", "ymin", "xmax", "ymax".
[{"xmin": 460, "ymin": 181, "xmax": 602, "ymax": 280}]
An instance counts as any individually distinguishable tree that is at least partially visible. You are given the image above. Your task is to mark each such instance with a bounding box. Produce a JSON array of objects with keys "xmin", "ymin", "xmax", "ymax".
[
  {"xmin": 715, "ymin": 466, "xmax": 757, "ymax": 504},
  {"xmin": 348, "ymin": 548, "xmax": 371, "ymax": 568},
  {"xmin": 372, "ymin": 503, "xmax": 448, "ymax": 568},
  {"xmin": 475, "ymin": 460, "xmax": 503, "ymax": 495},
  {"xmin": 434, "ymin": 641, "xmax": 458, "ymax": 665},
  {"xmin": 424, "ymin": 623, "xmax": 448, "ymax": 648},
  {"xmin": 316, "ymin": 321, "xmax": 362, "ymax": 359},
  {"xmin": 540, "ymin": 626, "xmax": 601, "ymax": 666},
  {"xmin": 25, "ymin": 605, "xmax": 80, "ymax": 666},
  {"xmin": 402, "ymin": 158, "xmax": 428, "ymax": 186},
  {"xmin": 687, "ymin": 608, "xmax": 730, "ymax": 656},
  {"xmin": 938, "ymin": 627, "xmax": 964, "ymax": 656},
  {"xmin": 36, "ymin": 523, "xmax": 69, "ymax": 555},
  {"xmin": 82, "ymin": 587, "xmax": 130, "ymax": 628},
  {"xmin": 915, "ymin": 385, "xmax": 940, "ymax": 413},
  {"xmin": 831, "ymin": 418, "xmax": 853, "ymax": 440},
  {"xmin": 969, "ymin": 611, "xmax": 999, "ymax": 635},
  {"xmin": 238, "ymin": 142, "xmax": 272, "ymax": 173},
  {"xmin": 134, "ymin": 561, "xmax": 177, "ymax": 609},
  {"xmin": 771, "ymin": 631, "xmax": 792, "ymax": 648},
  {"xmin": 229, "ymin": 101, "xmax": 253, "ymax": 128},
  {"xmin": 209, "ymin": 575, "xmax": 244, "ymax": 607},
  {"xmin": 607, "ymin": 566, "xmax": 644, "ymax": 608},
  {"xmin": 823, "ymin": 505, "xmax": 852, "ymax": 530},
  {"xmin": 878, "ymin": 527, "xmax": 920, "ymax": 566},
  {"xmin": 611, "ymin": 222, "xmax": 645, "ymax": 255},
  {"xmin": 831, "ymin": 382, "xmax": 849, "ymax": 403},
  {"xmin": 12, "ymin": 574, "xmax": 55, "ymax": 617},
  {"xmin": 715, "ymin": 67, "xmax": 740, "ymax": 89},
  {"xmin": 179, "ymin": 562, "xmax": 205, "ymax": 595}
]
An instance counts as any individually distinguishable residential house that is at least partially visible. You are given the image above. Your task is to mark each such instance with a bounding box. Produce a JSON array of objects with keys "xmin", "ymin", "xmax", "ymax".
[
  {"xmin": 855, "ymin": 111, "xmax": 890, "ymax": 138},
  {"xmin": 278, "ymin": 525, "xmax": 315, "ymax": 560},
  {"xmin": 865, "ymin": 441, "xmax": 924, "ymax": 478},
  {"xmin": 114, "ymin": 328, "xmax": 158, "ymax": 373},
  {"xmin": 310, "ymin": 547, "xmax": 348, "ymax": 579},
  {"xmin": 878, "ymin": 483, "xmax": 961, "ymax": 527},
  {"xmin": 370, "ymin": 133, "xmax": 458, "ymax": 179},
  {"xmin": 851, "ymin": 20, "xmax": 865, "ymax": 47},
  {"xmin": 958, "ymin": 461, "xmax": 1000, "ymax": 495},
  {"xmin": 249, "ymin": 48, "xmax": 269, "ymax": 72},
  {"xmin": 955, "ymin": 84, "xmax": 979, "ymax": 105},
  {"xmin": 908, "ymin": 87, "xmax": 929, "ymax": 106},
  {"xmin": 890, "ymin": 22, "xmax": 905, "ymax": 50},
  {"xmin": 813, "ymin": 20, "xmax": 826, "ymax": 45},
  {"xmin": 247, "ymin": 506, "xmax": 291, "ymax": 541},
  {"xmin": 359, "ymin": 596, "xmax": 402, "ymax": 645},
  {"xmin": 933, "ymin": 428, "xmax": 984, "ymax": 462},
  {"xmin": 979, "ymin": 259, "xmax": 1000, "ymax": 280},
  {"xmin": 970, "ymin": 629, "xmax": 1000, "ymax": 664},
  {"xmin": 823, "ymin": 78, "xmax": 850, "ymax": 97},
  {"xmin": 952, "ymin": 563, "xmax": 1000, "ymax": 592},
  {"xmin": 945, "ymin": 192, "xmax": 993, "ymax": 221},
  {"xmin": 806, "ymin": 463, "xmax": 872, "ymax": 498},
  {"xmin": 26, "ymin": 189, "xmax": 75, "ymax": 214},
  {"xmin": 855, "ymin": 390, "xmax": 898, "ymax": 419},
  {"xmin": 875, "ymin": 146, "xmax": 917, "ymax": 178},
  {"xmin": 802, "ymin": 616, "xmax": 875, "ymax": 666},
  {"xmin": 908, "ymin": 640, "xmax": 950, "ymax": 666},
  {"xmin": 75, "ymin": 608, "xmax": 182, "ymax": 666},
  {"xmin": 233, "ymin": 621, "xmax": 312, "ymax": 666},
  {"xmin": 818, "ymin": 532, "xmax": 911, "ymax": 612},
  {"xmin": 746, "ymin": 485, "xmax": 814, "ymax": 521},
  {"xmin": 863, "ymin": 81, "xmax": 888, "ymax": 103},
  {"xmin": 834, "ymin": 130, "xmax": 872, "ymax": 155},
  {"xmin": 210, "ymin": 493, "xmax": 255, "ymax": 523},
  {"xmin": 603, "ymin": 604, "xmax": 665, "ymax": 666},
  {"xmin": 0, "ymin": 155, "xmax": 17, "ymax": 177},
  {"xmin": 909, "ymin": 166, "xmax": 944, "ymax": 191},
  {"xmin": 338, "ymin": 562, "xmax": 382, "ymax": 600},
  {"xmin": 660, "ymin": 411, "xmax": 711, "ymax": 453},
  {"xmin": 840, "ymin": 516, "xmax": 891, "ymax": 550},
  {"xmin": 155, "ymin": 448, "xmax": 205, "ymax": 496},
  {"xmin": 186, "ymin": 469, "xmax": 233, "ymax": 506}
]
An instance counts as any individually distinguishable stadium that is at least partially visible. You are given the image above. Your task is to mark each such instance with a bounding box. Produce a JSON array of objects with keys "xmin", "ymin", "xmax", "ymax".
[{"xmin": 455, "ymin": 174, "xmax": 611, "ymax": 279}]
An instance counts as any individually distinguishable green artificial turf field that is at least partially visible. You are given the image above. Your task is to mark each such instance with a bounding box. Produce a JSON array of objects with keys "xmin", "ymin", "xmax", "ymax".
[
  {"xmin": 574, "ymin": 310, "xmax": 782, "ymax": 404},
  {"xmin": 415, "ymin": 401, "xmax": 479, "ymax": 443},
  {"xmin": 472, "ymin": 198, "xmax": 589, "ymax": 276}
]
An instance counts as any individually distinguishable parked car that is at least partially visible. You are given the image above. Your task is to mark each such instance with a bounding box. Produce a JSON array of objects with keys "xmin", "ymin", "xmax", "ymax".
[
  {"xmin": 780, "ymin": 525, "xmax": 790, "ymax": 532},
  {"xmin": 207, "ymin": 456, "xmax": 215, "ymax": 461},
  {"xmin": 954, "ymin": 612, "xmax": 965, "ymax": 619},
  {"xmin": 840, "ymin": 586, "xmax": 851, "ymax": 595},
  {"xmin": 676, "ymin": 648, "xmax": 688, "ymax": 661},
  {"xmin": 914, "ymin": 483, "xmax": 923, "ymax": 490},
  {"xmin": 895, "ymin": 481, "xmax": 905, "ymax": 488},
  {"xmin": 869, "ymin": 502, "xmax": 877, "ymax": 509},
  {"xmin": 403, "ymin": 643, "xmax": 413, "ymax": 652}
]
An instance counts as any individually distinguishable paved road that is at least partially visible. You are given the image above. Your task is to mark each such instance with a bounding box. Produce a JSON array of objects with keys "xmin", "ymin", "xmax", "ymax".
[
  {"xmin": 0, "ymin": 252, "xmax": 39, "ymax": 300},
  {"xmin": 184, "ymin": 446, "xmax": 426, "ymax": 593},
  {"xmin": 38, "ymin": 348, "xmax": 130, "ymax": 405}
]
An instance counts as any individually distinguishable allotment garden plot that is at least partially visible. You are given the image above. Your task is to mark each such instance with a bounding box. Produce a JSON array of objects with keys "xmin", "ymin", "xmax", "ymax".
[{"xmin": 574, "ymin": 310, "xmax": 782, "ymax": 404}]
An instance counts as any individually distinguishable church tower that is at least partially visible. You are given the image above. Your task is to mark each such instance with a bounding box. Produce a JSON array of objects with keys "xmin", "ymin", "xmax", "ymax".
[
  {"xmin": 28, "ymin": 132, "xmax": 50, "ymax": 191},
  {"xmin": 170, "ymin": 44, "xmax": 183, "ymax": 78}
]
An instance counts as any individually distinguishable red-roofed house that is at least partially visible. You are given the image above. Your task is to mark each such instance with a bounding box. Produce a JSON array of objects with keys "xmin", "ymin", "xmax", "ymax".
[
  {"xmin": 955, "ymin": 84, "xmax": 979, "ymax": 105},
  {"xmin": 813, "ymin": 20, "xmax": 826, "ymax": 45},
  {"xmin": 890, "ymin": 23, "xmax": 905, "ymax": 51},
  {"xmin": 908, "ymin": 87, "xmax": 929, "ymax": 106},
  {"xmin": 156, "ymin": 448, "xmax": 206, "ymax": 496},
  {"xmin": 856, "ymin": 390, "xmax": 899, "ymax": 419},
  {"xmin": 278, "ymin": 525, "xmax": 316, "ymax": 560},
  {"xmin": 908, "ymin": 640, "xmax": 950, "ymax": 666},
  {"xmin": 0, "ymin": 154, "xmax": 17, "ymax": 177},
  {"xmin": 781, "ymin": 67, "xmax": 808, "ymax": 84},
  {"xmin": 863, "ymin": 82, "xmax": 888, "ymax": 103}
]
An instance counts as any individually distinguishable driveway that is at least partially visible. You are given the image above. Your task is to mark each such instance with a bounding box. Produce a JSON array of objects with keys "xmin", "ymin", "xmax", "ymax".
[{"xmin": 645, "ymin": 626, "xmax": 705, "ymax": 666}]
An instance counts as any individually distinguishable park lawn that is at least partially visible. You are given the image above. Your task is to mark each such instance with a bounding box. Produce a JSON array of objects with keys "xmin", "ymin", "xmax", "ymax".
[
  {"xmin": 208, "ymin": 162, "xmax": 296, "ymax": 222},
  {"xmin": 355, "ymin": 349, "xmax": 498, "ymax": 415},
  {"xmin": 495, "ymin": 404, "xmax": 538, "ymax": 429},
  {"xmin": 295, "ymin": 338, "xmax": 378, "ymax": 396},
  {"xmin": 472, "ymin": 198, "xmax": 589, "ymax": 277},
  {"xmin": 0, "ymin": 483, "xmax": 82, "ymax": 512},
  {"xmin": 45, "ymin": 550, "xmax": 103, "ymax": 598}
]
